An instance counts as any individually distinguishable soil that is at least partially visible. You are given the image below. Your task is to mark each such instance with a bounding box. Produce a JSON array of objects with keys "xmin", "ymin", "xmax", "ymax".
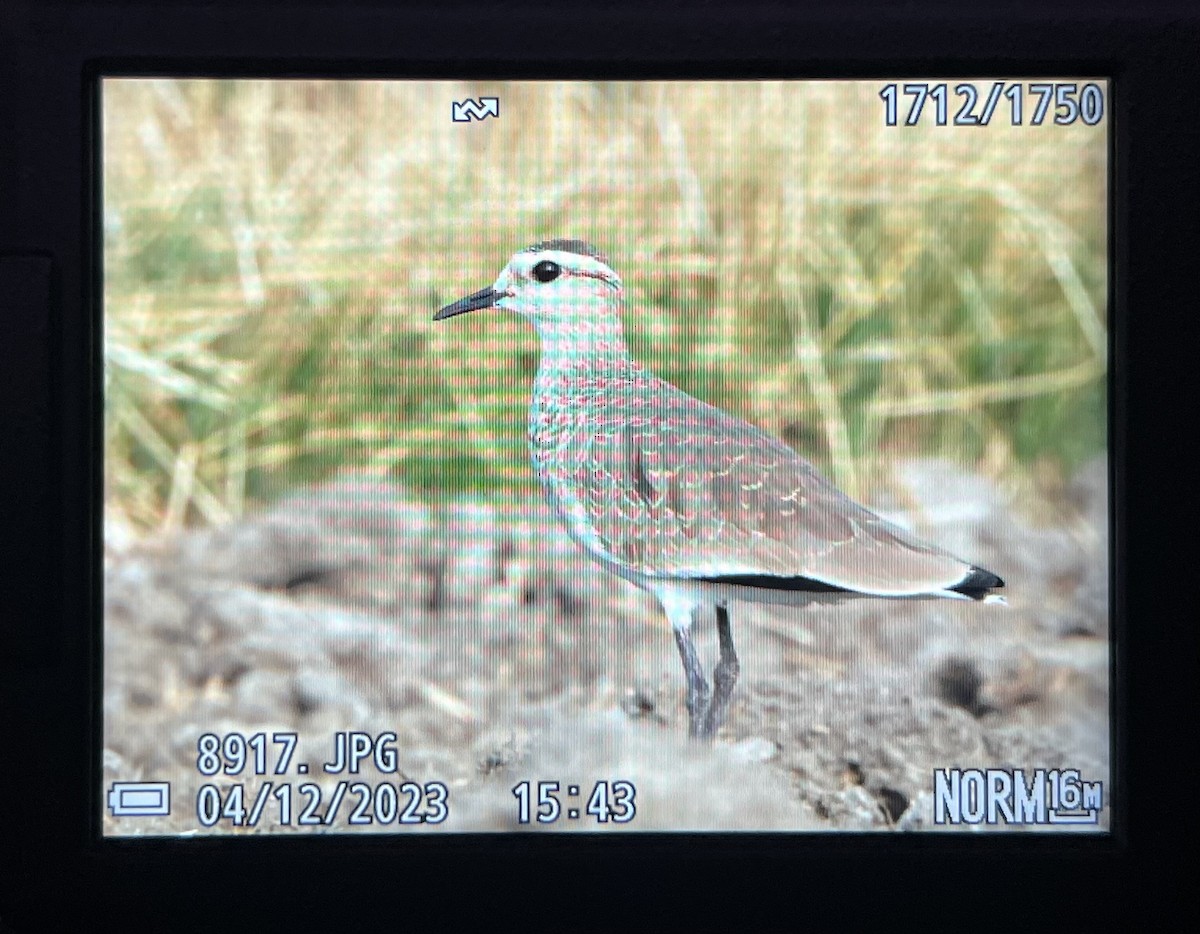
[{"xmin": 102, "ymin": 457, "xmax": 1110, "ymax": 834}]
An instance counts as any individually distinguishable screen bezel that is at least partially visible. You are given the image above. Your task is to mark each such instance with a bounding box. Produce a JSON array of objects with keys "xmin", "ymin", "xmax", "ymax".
[{"xmin": 5, "ymin": 0, "xmax": 1194, "ymax": 927}]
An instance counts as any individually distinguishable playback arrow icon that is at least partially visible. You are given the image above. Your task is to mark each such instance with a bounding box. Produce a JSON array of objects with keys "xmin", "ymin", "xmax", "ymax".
[{"xmin": 452, "ymin": 97, "xmax": 500, "ymax": 123}]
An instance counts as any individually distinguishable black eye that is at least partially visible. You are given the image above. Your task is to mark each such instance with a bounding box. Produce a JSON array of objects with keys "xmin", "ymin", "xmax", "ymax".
[{"xmin": 532, "ymin": 260, "xmax": 561, "ymax": 283}]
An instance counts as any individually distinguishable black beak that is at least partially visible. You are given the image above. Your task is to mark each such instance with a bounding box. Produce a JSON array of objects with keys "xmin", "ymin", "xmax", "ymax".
[{"xmin": 434, "ymin": 287, "xmax": 500, "ymax": 321}]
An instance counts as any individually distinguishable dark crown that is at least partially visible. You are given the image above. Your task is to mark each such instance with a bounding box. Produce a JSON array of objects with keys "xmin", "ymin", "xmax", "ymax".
[{"xmin": 522, "ymin": 239, "xmax": 608, "ymax": 264}]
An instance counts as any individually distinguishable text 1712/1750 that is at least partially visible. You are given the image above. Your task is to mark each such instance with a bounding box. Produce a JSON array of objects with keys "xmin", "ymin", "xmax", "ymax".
[{"xmin": 880, "ymin": 82, "xmax": 1104, "ymax": 127}]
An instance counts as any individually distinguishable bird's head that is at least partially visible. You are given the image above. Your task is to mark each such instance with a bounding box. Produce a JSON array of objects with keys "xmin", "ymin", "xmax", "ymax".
[{"xmin": 435, "ymin": 239, "xmax": 624, "ymax": 343}]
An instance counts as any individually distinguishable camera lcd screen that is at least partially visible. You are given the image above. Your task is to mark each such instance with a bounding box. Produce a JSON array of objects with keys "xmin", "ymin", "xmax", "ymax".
[{"xmin": 101, "ymin": 78, "xmax": 1110, "ymax": 836}]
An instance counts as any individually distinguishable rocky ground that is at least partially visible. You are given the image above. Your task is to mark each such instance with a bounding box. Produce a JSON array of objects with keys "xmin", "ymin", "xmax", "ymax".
[{"xmin": 102, "ymin": 457, "xmax": 1110, "ymax": 835}]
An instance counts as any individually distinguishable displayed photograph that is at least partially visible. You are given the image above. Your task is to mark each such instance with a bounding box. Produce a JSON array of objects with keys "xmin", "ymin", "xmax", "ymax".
[{"xmin": 102, "ymin": 78, "xmax": 1109, "ymax": 834}]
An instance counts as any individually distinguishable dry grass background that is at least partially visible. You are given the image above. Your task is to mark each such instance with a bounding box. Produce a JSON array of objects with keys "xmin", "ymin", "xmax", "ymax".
[
  {"xmin": 102, "ymin": 79, "xmax": 1107, "ymax": 529},
  {"xmin": 100, "ymin": 79, "xmax": 1110, "ymax": 835}
]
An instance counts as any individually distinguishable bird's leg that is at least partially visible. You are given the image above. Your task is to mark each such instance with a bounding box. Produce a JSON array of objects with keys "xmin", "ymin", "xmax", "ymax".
[
  {"xmin": 700, "ymin": 605, "xmax": 740, "ymax": 740},
  {"xmin": 672, "ymin": 620, "xmax": 711, "ymax": 740}
]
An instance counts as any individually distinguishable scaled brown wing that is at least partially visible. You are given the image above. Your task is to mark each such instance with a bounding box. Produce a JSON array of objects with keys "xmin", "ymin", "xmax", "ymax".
[{"xmin": 577, "ymin": 379, "xmax": 971, "ymax": 595}]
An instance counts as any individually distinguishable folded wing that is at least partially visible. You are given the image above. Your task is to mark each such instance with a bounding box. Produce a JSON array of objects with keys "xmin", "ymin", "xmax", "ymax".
[{"xmin": 572, "ymin": 378, "xmax": 982, "ymax": 597}]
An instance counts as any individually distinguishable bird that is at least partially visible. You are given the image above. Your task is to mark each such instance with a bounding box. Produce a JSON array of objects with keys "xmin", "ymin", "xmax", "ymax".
[{"xmin": 434, "ymin": 239, "xmax": 1005, "ymax": 741}]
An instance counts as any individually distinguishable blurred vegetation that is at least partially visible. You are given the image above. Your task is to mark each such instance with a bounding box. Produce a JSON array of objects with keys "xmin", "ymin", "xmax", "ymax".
[{"xmin": 102, "ymin": 79, "xmax": 1107, "ymax": 531}]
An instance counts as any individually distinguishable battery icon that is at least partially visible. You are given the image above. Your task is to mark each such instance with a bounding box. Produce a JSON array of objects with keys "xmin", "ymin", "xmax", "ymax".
[{"xmin": 107, "ymin": 781, "xmax": 171, "ymax": 817}]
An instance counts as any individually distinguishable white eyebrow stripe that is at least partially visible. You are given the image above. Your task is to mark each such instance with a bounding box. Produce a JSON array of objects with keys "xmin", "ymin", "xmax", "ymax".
[{"xmin": 522, "ymin": 250, "xmax": 622, "ymax": 286}]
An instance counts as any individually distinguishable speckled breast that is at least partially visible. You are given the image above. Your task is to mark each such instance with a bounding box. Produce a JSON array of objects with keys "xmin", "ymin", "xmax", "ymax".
[{"xmin": 528, "ymin": 370, "xmax": 598, "ymax": 498}]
